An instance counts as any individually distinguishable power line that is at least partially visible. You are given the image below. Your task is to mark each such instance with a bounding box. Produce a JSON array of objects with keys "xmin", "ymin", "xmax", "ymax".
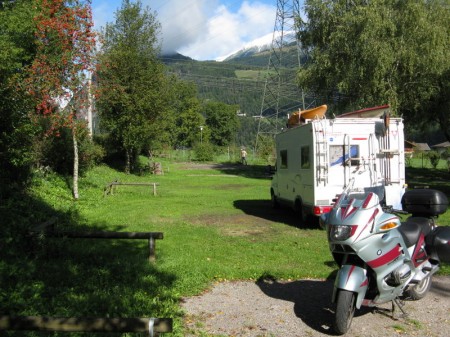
[{"xmin": 255, "ymin": 0, "xmax": 305, "ymax": 152}]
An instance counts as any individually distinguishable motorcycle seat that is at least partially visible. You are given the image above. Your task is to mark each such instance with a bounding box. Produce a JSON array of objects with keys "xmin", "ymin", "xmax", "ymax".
[
  {"xmin": 399, "ymin": 221, "xmax": 421, "ymax": 248},
  {"xmin": 404, "ymin": 217, "xmax": 433, "ymax": 236}
]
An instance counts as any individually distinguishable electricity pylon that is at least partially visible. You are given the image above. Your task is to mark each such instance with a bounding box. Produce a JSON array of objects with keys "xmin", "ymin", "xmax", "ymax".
[{"xmin": 255, "ymin": 0, "xmax": 305, "ymax": 154}]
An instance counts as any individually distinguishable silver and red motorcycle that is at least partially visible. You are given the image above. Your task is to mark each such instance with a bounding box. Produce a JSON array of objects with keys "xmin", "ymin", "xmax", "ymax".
[{"xmin": 320, "ymin": 180, "xmax": 450, "ymax": 335}]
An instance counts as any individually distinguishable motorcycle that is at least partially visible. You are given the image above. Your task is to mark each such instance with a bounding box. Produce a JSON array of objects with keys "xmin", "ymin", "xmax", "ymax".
[{"xmin": 320, "ymin": 179, "xmax": 450, "ymax": 335}]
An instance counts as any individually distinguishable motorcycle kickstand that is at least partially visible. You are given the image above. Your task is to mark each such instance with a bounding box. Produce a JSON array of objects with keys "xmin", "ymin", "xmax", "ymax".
[{"xmin": 391, "ymin": 298, "xmax": 408, "ymax": 319}]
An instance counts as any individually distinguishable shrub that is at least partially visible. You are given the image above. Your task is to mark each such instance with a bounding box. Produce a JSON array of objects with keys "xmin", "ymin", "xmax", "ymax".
[
  {"xmin": 35, "ymin": 125, "xmax": 105, "ymax": 176},
  {"xmin": 193, "ymin": 142, "xmax": 214, "ymax": 161},
  {"xmin": 79, "ymin": 138, "xmax": 106, "ymax": 171},
  {"xmin": 427, "ymin": 150, "xmax": 441, "ymax": 169}
]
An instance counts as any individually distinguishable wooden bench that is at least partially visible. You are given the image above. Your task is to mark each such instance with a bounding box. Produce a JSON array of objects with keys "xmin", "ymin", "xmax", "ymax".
[
  {"xmin": 104, "ymin": 181, "xmax": 160, "ymax": 196},
  {"xmin": 30, "ymin": 218, "xmax": 163, "ymax": 263}
]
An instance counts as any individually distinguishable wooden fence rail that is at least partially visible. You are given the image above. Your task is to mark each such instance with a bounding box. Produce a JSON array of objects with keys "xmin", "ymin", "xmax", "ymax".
[
  {"xmin": 47, "ymin": 231, "xmax": 163, "ymax": 262},
  {"xmin": 104, "ymin": 181, "xmax": 160, "ymax": 196},
  {"xmin": 0, "ymin": 316, "xmax": 172, "ymax": 335},
  {"xmin": 30, "ymin": 218, "xmax": 163, "ymax": 262}
]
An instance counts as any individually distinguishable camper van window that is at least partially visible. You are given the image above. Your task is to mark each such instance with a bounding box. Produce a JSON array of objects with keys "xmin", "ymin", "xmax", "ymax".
[
  {"xmin": 280, "ymin": 150, "xmax": 288, "ymax": 169},
  {"xmin": 350, "ymin": 145, "xmax": 360, "ymax": 166},
  {"xmin": 330, "ymin": 145, "xmax": 360, "ymax": 166},
  {"xmin": 301, "ymin": 146, "xmax": 310, "ymax": 169}
]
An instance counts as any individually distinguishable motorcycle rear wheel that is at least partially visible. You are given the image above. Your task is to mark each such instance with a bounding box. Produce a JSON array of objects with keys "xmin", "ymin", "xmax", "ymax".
[
  {"xmin": 334, "ymin": 290, "xmax": 356, "ymax": 335},
  {"xmin": 404, "ymin": 276, "xmax": 432, "ymax": 300}
]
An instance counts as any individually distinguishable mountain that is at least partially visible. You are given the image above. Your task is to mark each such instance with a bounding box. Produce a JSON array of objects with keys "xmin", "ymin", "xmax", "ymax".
[
  {"xmin": 161, "ymin": 32, "xmax": 307, "ymax": 117},
  {"xmin": 216, "ymin": 30, "xmax": 298, "ymax": 63},
  {"xmin": 161, "ymin": 34, "xmax": 309, "ymax": 147},
  {"xmin": 215, "ymin": 32, "xmax": 274, "ymax": 62},
  {"xmin": 160, "ymin": 52, "xmax": 193, "ymax": 63}
]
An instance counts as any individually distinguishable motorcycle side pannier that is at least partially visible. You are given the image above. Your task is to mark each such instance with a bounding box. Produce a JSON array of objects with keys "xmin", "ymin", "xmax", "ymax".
[
  {"xmin": 426, "ymin": 226, "xmax": 450, "ymax": 263},
  {"xmin": 401, "ymin": 189, "xmax": 448, "ymax": 216}
]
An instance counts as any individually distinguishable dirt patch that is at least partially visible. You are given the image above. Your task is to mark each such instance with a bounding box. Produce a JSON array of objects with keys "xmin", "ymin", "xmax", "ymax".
[
  {"xmin": 182, "ymin": 276, "xmax": 450, "ymax": 337},
  {"xmin": 186, "ymin": 213, "xmax": 276, "ymax": 237}
]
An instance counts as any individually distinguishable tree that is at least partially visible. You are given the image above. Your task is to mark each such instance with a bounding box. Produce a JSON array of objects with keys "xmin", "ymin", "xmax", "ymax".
[
  {"xmin": 168, "ymin": 80, "xmax": 209, "ymax": 148},
  {"xmin": 25, "ymin": 0, "xmax": 96, "ymax": 199},
  {"xmin": 175, "ymin": 105, "xmax": 208, "ymax": 148},
  {"xmin": 96, "ymin": 0, "xmax": 167, "ymax": 173},
  {"xmin": 0, "ymin": 0, "xmax": 38, "ymax": 197},
  {"xmin": 298, "ymin": 0, "xmax": 450, "ymax": 140},
  {"xmin": 203, "ymin": 101, "xmax": 239, "ymax": 147}
]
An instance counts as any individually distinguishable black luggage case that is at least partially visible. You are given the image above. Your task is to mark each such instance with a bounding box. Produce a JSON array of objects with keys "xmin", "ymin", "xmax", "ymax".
[
  {"xmin": 426, "ymin": 226, "xmax": 450, "ymax": 264},
  {"xmin": 401, "ymin": 189, "xmax": 448, "ymax": 216}
]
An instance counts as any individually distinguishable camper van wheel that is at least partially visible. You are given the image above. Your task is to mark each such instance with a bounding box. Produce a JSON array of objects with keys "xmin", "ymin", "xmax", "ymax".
[
  {"xmin": 294, "ymin": 199, "xmax": 307, "ymax": 225},
  {"xmin": 271, "ymin": 189, "xmax": 279, "ymax": 209}
]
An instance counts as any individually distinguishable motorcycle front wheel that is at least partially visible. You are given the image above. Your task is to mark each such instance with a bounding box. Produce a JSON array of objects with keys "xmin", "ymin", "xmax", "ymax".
[
  {"xmin": 334, "ymin": 290, "xmax": 356, "ymax": 335},
  {"xmin": 404, "ymin": 275, "xmax": 432, "ymax": 300}
]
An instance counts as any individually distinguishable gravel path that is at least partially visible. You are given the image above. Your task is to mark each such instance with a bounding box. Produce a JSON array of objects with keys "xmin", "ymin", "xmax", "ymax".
[{"xmin": 182, "ymin": 276, "xmax": 450, "ymax": 337}]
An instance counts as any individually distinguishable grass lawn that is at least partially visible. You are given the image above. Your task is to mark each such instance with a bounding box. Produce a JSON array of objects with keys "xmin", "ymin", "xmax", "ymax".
[{"xmin": 1, "ymin": 157, "xmax": 449, "ymax": 336}]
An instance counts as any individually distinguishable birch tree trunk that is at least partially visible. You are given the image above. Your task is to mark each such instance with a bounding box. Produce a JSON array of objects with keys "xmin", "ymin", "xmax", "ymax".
[
  {"xmin": 125, "ymin": 148, "xmax": 131, "ymax": 174},
  {"xmin": 73, "ymin": 127, "xmax": 79, "ymax": 200}
]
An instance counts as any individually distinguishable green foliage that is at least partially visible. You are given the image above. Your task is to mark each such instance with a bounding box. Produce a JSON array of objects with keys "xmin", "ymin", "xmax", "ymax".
[
  {"xmin": 0, "ymin": 0, "xmax": 38, "ymax": 198},
  {"xmin": 167, "ymin": 78, "xmax": 208, "ymax": 149},
  {"xmin": 256, "ymin": 134, "xmax": 276, "ymax": 165},
  {"xmin": 193, "ymin": 142, "xmax": 214, "ymax": 162},
  {"xmin": 96, "ymin": 0, "xmax": 167, "ymax": 173},
  {"xmin": 203, "ymin": 101, "xmax": 240, "ymax": 146},
  {"xmin": 79, "ymin": 137, "xmax": 106, "ymax": 171},
  {"xmin": 298, "ymin": 0, "xmax": 450, "ymax": 140},
  {"xmin": 34, "ymin": 123, "xmax": 105, "ymax": 176},
  {"xmin": 427, "ymin": 150, "xmax": 442, "ymax": 169}
]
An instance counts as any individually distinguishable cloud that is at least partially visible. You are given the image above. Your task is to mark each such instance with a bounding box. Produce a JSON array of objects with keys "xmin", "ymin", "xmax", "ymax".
[
  {"xmin": 91, "ymin": 0, "xmax": 277, "ymax": 61},
  {"xmin": 154, "ymin": 0, "xmax": 276, "ymax": 60},
  {"xmin": 150, "ymin": 0, "xmax": 217, "ymax": 57}
]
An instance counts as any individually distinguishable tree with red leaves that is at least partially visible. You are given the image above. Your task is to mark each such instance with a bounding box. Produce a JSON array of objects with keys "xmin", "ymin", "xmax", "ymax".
[{"xmin": 26, "ymin": 0, "xmax": 96, "ymax": 199}]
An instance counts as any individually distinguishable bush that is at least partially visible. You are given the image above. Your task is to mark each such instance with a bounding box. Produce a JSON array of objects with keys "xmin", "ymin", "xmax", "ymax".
[
  {"xmin": 35, "ymin": 125, "xmax": 105, "ymax": 176},
  {"xmin": 79, "ymin": 138, "xmax": 106, "ymax": 171},
  {"xmin": 427, "ymin": 150, "xmax": 441, "ymax": 169},
  {"xmin": 193, "ymin": 142, "xmax": 214, "ymax": 161}
]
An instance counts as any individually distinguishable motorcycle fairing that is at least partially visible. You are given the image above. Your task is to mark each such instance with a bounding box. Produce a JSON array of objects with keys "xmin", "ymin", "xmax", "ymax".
[
  {"xmin": 366, "ymin": 244, "xmax": 402, "ymax": 269},
  {"xmin": 333, "ymin": 264, "xmax": 368, "ymax": 309},
  {"xmin": 411, "ymin": 234, "xmax": 428, "ymax": 267}
]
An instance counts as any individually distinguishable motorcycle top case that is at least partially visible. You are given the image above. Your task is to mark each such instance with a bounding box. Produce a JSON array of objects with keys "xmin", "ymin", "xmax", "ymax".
[
  {"xmin": 401, "ymin": 189, "xmax": 449, "ymax": 216},
  {"xmin": 426, "ymin": 226, "xmax": 450, "ymax": 263}
]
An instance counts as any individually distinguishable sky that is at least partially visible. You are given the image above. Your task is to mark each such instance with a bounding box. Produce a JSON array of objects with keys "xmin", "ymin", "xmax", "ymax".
[{"xmin": 90, "ymin": 0, "xmax": 279, "ymax": 61}]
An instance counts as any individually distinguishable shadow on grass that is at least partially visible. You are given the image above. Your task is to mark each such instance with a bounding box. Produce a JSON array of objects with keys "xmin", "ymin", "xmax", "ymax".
[
  {"xmin": 0, "ymin": 192, "xmax": 178, "ymax": 336},
  {"xmin": 215, "ymin": 163, "xmax": 275, "ymax": 180},
  {"xmin": 233, "ymin": 199, "xmax": 320, "ymax": 229},
  {"xmin": 406, "ymin": 167, "xmax": 450, "ymax": 196}
]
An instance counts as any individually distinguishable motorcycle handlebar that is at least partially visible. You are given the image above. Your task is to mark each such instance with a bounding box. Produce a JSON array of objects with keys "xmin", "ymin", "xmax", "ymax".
[{"xmin": 383, "ymin": 205, "xmax": 408, "ymax": 215}]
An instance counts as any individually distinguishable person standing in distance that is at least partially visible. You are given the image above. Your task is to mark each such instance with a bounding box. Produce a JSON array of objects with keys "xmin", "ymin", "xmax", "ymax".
[{"xmin": 240, "ymin": 148, "xmax": 247, "ymax": 165}]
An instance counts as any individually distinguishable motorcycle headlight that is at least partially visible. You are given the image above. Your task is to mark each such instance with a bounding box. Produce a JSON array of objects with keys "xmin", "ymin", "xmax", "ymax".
[{"xmin": 329, "ymin": 225, "xmax": 356, "ymax": 241}]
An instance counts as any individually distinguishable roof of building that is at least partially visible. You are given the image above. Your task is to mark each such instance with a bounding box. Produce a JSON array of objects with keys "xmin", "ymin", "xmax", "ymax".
[
  {"xmin": 431, "ymin": 141, "xmax": 450, "ymax": 148},
  {"xmin": 414, "ymin": 143, "xmax": 431, "ymax": 151}
]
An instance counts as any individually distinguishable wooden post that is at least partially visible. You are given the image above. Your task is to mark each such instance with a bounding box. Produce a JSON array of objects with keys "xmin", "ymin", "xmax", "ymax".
[
  {"xmin": 0, "ymin": 316, "xmax": 172, "ymax": 334},
  {"xmin": 152, "ymin": 183, "xmax": 157, "ymax": 196},
  {"xmin": 149, "ymin": 236, "xmax": 156, "ymax": 263}
]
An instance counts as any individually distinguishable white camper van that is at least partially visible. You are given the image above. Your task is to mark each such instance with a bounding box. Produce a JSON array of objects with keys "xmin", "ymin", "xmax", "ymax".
[{"xmin": 270, "ymin": 113, "xmax": 406, "ymax": 224}]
